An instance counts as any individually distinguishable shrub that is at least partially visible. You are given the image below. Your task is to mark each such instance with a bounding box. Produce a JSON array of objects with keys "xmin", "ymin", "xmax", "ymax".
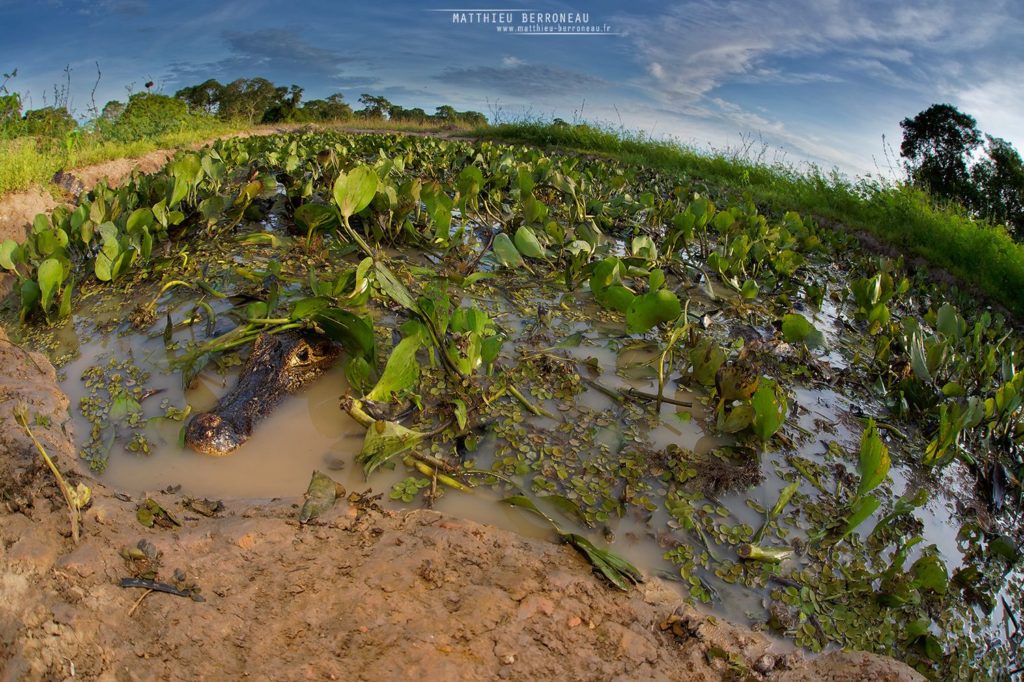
[
  {"xmin": 112, "ymin": 93, "xmax": 191, "ymax": 141},
  {"xmin": 21, "ymin": 106, "xmax": 76, "ymax": 138}
]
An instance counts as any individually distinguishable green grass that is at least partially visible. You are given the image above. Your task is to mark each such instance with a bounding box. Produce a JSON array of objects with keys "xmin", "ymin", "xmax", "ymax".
[
  {"xmin": 480, "ymin": 121, "xmax": 1024, "ymax": 316},
  {"xmin": 0, "ymin": 119, "xmax": 245, "ymax": 196},
  {"xmin": 0, "ymin": 118, "xmax": 475, "ymax": 198}
]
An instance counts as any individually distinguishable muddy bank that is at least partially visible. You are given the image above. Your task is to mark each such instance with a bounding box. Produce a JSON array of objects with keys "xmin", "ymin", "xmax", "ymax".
[{"xmin": 0, "ymin": 325, "xmax": 924, "ymax": 680}]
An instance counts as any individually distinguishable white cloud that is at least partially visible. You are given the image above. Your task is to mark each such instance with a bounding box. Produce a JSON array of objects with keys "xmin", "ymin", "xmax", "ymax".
[
  {"xmin": 952, "ymin": 69, "xmax": 1024, "ymax": 152},
  {"xmin": 609, "ymin": 0, "xmax": 1024, "ymax": 176}
]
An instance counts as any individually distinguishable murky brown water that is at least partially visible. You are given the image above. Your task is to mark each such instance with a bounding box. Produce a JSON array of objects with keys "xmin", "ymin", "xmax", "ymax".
[{"xmin": 32, "ymin": 226, "xmax": 1012, "ymax": 649}]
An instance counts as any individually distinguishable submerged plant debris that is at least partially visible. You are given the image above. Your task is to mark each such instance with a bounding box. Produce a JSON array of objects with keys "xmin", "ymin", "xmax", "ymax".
[{"xmin": 3, "ymin": 131, "xmax": 1023, "ymax": 679}]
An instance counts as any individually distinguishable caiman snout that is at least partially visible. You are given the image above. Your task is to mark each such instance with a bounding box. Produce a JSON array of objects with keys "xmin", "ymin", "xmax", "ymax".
[{"xmin": 185, "ymin": 413, "xmax": 246, "ymax": 457}]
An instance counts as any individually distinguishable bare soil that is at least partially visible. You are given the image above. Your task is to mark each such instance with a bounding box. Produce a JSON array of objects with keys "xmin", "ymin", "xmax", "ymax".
[{"xmin": 0, "ymin": 138, "xmax": 923, "ymax": 681}]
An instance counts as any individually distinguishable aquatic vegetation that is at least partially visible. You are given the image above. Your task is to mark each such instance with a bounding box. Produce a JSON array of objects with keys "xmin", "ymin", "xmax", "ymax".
[{"xmin": 4, "ymin": 130, "xmax": 1023, "ymax": 678}]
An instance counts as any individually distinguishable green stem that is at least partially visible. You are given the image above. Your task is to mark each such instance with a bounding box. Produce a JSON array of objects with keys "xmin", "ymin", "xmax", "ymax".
[{"xmin": 507, "ymin": 384, "xmax": 557, "ymax": 419}]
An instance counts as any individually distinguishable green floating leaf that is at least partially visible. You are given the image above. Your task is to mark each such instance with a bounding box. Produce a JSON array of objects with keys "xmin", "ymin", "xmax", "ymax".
[
  {"xmin": 736, "ymin": 543, "xmax": 793, "ymax": 562},
  {"xmin": 345, "ymin": 355, "xmax": 373, "ymax": 395},
  {"xmin": 781, "ymin": 312, "xmax": 825, "ymax": 350},
  {"xmin": 359, "ymin": 420, "xmax": 427, "ymax": 477},
  {"xmin": 857, "ymin": 418, "xmax": 890, "ymax": 497},
  {"xmin": 750, "ymin": 378, "xmax": 787, "ymax": 443},
  {"xmin": 555, "ymin": 331, "xmax": 585, "ymax": 348},
  {"xmin": 312, "ymin": 309, "xmax": 376, "ymax": 363},
  {"xmin": 452, "ymin": 398, "xmax": 468, "ymax": 431},
  {"xmin": 37, "ymin": 257, "xmax": 63, "ymax": 313},
  {"xmin": 333, "ymin": 166, "xmax": 378, "ymax": 219},
  {"xmin": 373, "ymin": 261, "xmax": 418, "ymax": 311},
  {"xmin": 299, "ymin": 470, "xmax": 345, "ymax": 524},
  {"xmin": 136, "ymin": 498, "xmax": 180, "ymax": 529},
  {"xmin": 565, "ymin": 533, "xmax": 644, "ymax": 591},
  {"xmin": 0, "ymin": 239, "xmax": 21, "ymax": 270},
  {"xmin": 493, "ymin": 233, "xmax": 525, "ymax": 269},
  {"xmin": 366, "ymin": 335, "xmax": 421, "ymax": 402},
  {"xmin": 910, "ymin": 553, "xmax": 948, "ymax": 594},
  {"xmin": 294, "ymin": 202, "xmax": 336, "ymax": 235},
  {"xmin": 513, "ymin": 226, "xmax": 547, "ymax": 259},
  {"xmin": 840, "ymin": 494, "xmax": 880, "ymax": 539},
  {"xmin": 770, "ymin": 481, "xmax": 800, "ymax": 518},
  {"xmin": 935, "ymin": 303, "xmax": 965, "ymax": 341},
  {"xmin": 110, "ymin": 390, "xmax": 142, "ymax": 420},
  {"xmin": 626, "ymin": 289, "xmax": 681, "ymax": 334}
]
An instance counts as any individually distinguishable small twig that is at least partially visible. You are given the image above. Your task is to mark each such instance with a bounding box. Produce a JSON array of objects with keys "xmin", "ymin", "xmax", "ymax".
[
  {"xmin": 128, "ymin": 588, "xmax": 154, "ymax": 616},
  {"xmin": 461, "ymin": 230, "xmax": 497, "ymax": 276},
  {"xmin": 624, "ymin": 387, "xmax": 692, "ymax": 408},
  {"xmin": 14, "ymin": 403, "xmax": 81, "ymax": 543},
  {"xmin": 507, "ymin": 384, "xmax": 558, "ymax": 419}
]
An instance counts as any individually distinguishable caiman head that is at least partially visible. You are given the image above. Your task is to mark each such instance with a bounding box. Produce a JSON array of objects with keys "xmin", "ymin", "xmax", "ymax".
[{"xmin": 184, "ymin": 332, "xmax": 341, "ymax": 456}]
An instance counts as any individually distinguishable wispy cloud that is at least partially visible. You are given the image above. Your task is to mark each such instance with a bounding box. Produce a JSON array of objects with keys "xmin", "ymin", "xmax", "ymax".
[
  {"xmin": 615, "ymin": 0, "xmax": 991, "ymax": 102},
  {"xmin": 436, "ymin": 62, "xmax": 606, "ymax": 98},
  {"xmin": 608, "ymin": 0, "xmax": 1024, "ymax": 174}
]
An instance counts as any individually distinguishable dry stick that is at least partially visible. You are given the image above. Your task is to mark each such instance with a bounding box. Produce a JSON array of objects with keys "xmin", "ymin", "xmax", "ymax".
[
  {"xmin": 582, "ymin": 377, "xmax": 692, "ymax": 408},
  {"xmin": 14, "ymin": 404, "xmax": 80, "ymax": 543},
  {"xmin": 625, "ymin": 387, "xmax": 692, "ymax": 408},
  {"xmin": 461, "ymin": 230, "xmax": 497, "ymax": 277},
  {"xmin": 128, "ymin": 589, "xmax": 154, "ymax": 617}
]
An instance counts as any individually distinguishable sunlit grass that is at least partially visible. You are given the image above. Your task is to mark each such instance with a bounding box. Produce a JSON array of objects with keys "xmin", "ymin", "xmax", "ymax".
[
  {"xmin": 0, "ymin": 118, "xmax": 476, "ymax": 198},
  {"xmin": 0, "ymin": 120, "xmax": 244, "ymax": 196},
  {"xmin": 480, "ymin": 121, "xmax": 1024, "ymax": 316}
]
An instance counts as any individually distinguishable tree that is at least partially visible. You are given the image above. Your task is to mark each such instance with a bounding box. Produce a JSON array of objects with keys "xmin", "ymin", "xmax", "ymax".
[
  {"xmin": 390, "ymin": 106, "xmax": 427, "ymax": 123},
  {"xmin": 174, "ymin": 79, "xmax": 225, "ymax": 115},
  {"xmin": 458, "ymin": 110, "xmax": 488, "ymax": 127},
  {"xmin": 972, "ymin": 136, "xmax": 1024, "ymax": 239},
  {"xmin": 357, "ymin": 94, "xmax": 392, "ymax": 119},
  {"xmin": 0, "ymin": 92, "xmax": 20, "ymax": 133},
  {"xmin": 112, "ymin": 92, "xmax": 189, "ymax": 140},
  {"xmin": 100, "ymin": 100, "xmax": 125, "ymax": 122},
  {"xmin": 218, "ymin": 78, "xmax": 286, "ymax": 123},
  {"xmin": 302, "ymin": 94, "xmax": 352, "ymax": 121},
  {"xmin": 434, "ymin": 104, "xmax": 457, "ymax": 121},
  {"xmin": 900, "ymin": 104, "xmax": 982, "ymax": 204},
  {"xmin": 261, "ymin": 85, "xmax": 305, "ymax": 123}
]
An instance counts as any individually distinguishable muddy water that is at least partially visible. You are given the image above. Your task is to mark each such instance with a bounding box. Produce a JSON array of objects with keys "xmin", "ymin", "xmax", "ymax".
[
  {"xmin": 57, "ymin": 288, "xmax": 969, "ymax": 580},
  {"xmin": 40, "ymin": 236, "xmax": 1013, "ymax": 655}
]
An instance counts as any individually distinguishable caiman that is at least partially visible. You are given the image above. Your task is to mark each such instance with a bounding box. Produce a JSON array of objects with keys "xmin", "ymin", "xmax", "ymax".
[{"xmin": 185, "ymin": 332, "xmax": 340, "ymax": 456}]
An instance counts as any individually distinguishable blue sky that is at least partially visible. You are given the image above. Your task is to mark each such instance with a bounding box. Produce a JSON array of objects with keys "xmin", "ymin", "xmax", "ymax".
[{"xmin": 1, "ymin": 0, "xmax": 1021, "ymax": 177}]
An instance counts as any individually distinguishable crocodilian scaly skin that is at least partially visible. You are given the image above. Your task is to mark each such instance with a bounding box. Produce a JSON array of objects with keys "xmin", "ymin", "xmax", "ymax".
[{"xmin": 184, "ymin": 332, "xmax": 341, "ymax": 456}]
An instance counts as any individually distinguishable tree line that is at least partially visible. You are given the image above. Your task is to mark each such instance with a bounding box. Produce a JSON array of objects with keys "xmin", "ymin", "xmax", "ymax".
[
  {"xmin": 900, "ymin": 104, "xmax": 1024, "ymax": 239},
  {"xmin": 173, "ymin": 77, "xmax": 486, "ymax": 127},
  {"xmin": 0, "ymin": 71, "xmax": 488, "ymax": 145}
]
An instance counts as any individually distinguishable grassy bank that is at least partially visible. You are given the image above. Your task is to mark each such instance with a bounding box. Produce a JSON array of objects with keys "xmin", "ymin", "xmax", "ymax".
[
  {"xmin": 480, "ymin": 121, "xmax": 1024, "ymax": 316},
  {"xmin": 0, "ymin": 120, "xmax": 245, "ymax": 196},
  {"xmin": 0, "ymin": 118, "xmax": 476, "ymax": 198}
]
